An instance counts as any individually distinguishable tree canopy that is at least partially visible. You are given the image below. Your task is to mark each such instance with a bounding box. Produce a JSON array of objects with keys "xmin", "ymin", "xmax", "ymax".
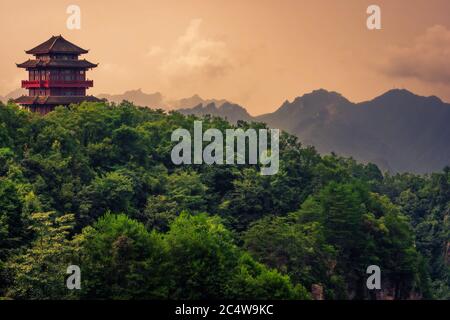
[{"xmin": 0, "ymin": 101, "xmax": 448, "ymax": 300}]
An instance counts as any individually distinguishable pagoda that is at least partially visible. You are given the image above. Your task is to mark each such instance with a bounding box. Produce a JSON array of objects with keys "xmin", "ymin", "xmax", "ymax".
[{"xmin": 14, "ymin": 35, "xmax": 101, "ymax": 115}]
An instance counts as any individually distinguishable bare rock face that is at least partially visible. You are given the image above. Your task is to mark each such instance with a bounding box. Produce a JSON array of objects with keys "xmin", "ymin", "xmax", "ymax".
[
  {"xmin": 311, "ymin": 284, "xmax": 324, "ymax": 300},
  {"xmin": 374, "ymin": 280, "xmax": 422, "ymax": 300}
]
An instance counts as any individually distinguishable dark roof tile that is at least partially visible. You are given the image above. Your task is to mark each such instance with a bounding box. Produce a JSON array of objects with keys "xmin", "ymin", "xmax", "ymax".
[
  {"xmin": 17, "ymin": 59, "xmax": 98, "ymax": 69},
  {"xmin": 14, "ymin": 95, "xmax": 102, "ymax": 105},
  {"xmin": 26, "ymin": 35, "xmax": 89, "ymax": 55}
]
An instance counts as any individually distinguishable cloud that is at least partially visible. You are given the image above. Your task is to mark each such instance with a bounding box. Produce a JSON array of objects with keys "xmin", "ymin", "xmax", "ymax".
[
  {"xmin": 159, "ymin": 19, "xmax": 233, "ymax": 82},
  {"xmin": 146, "ymin": 46, "xmax": 165, "ymax": 57},
  {"xmin": 382, "ymin": 25, "xmax": 450, "ymax": 84},
  {"xmin": 101, "ymin": 62, "xmax": 126, "ymax": 73}
]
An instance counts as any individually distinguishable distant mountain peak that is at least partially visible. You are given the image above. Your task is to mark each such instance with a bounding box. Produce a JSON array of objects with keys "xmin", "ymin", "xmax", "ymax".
[
  {"xmin": 295, "ymin": 89, "xmax": 348, "ymax": 103},
  {"xmin": 273, "ymin": 89, "xmax": 351, "ymax": 116},
  {"xmin": 219, "ymin": 101, "xmax": 247, "ymax": 111},
  {"xmin": 0, "ymin": 88, "xmax": 27, "ymax": 102},
  {"xmin": 98, "ymin": 89, "xmax": 165, "ymax": 108},
  {"xmin": 378, "ymin": 88, "xmax": 417, "ymax": 99},
  {"xmin": 177, "ymin": 101, "xmax": 252, "ymax": 123},
  {"xmin": 373, "ymin": 88, "xmax": 446, "ymax": 106}
]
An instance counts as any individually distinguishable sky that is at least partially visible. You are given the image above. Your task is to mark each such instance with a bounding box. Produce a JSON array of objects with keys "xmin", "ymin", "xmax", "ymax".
[{"xmin": 1, "ymin": 0, "xmax": 450, "ymax": 115}]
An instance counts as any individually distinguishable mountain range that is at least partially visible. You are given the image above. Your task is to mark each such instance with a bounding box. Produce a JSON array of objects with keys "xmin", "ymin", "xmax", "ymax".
[
  {"xmin": 97, "ymin": 89, "xmax": 230, "ymax": 110},
  {"xmin": 0, "ymin": 88, "xmax": 231, "ymax": 110},
  {"xmin": 179, "ymin": 89, "xmax": 450, "ymax": 174}
]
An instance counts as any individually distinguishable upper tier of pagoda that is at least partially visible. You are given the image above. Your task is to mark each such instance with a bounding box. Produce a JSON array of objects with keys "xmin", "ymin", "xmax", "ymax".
[
  {"xmin": 17, "ymin": 35, "xmax": 98, "ymax": 70},
  {"xmin": 25, "ymin": 35, "xmax": 89, "ymax": 55},
  {"xmin": 17, "ymin": 59, "xmax": 98, "ymax": 69}
]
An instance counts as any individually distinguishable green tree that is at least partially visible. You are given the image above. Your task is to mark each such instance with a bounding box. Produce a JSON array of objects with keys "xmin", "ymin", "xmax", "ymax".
[
  {"xmin": 77, "ymin": 213, "xmax": 168, "ymax": 299},
  {"xmin": 4, "ymin": 212, "xmax": 76, "ymax": 299},
  {"xmin": 244, "ymin": 215, "xmax": 339, "ymax": 298},
  {"xmin": 0, "ymin": 178, "xmax": 25, "ymax": 259},
  {"xmin": 164, "ymin": 212, "xmax": 308, "ymax": 299}
]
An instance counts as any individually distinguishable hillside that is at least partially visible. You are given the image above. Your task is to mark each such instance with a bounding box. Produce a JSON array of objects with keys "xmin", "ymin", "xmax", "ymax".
[
  {"xmin": 6, "ymin": 87, "xmax": 450, "ymax": 173},
  {"xmin": 1, "ymin": 100, "xmax": 449, "ymax": 299}
]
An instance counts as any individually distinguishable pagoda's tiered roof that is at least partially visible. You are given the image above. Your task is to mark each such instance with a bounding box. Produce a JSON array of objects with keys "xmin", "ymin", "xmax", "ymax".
[
  {"xmin": 17, "ymin": 59, "xmax": 98, "ymax": 69},
  {"xmin": 26, "ymin": 35, "xmax": 89, "ymax": 55},
  {"xmin": 15, "ymin": 35, "xmax": 101, "ymax": 114},
  {"xmin": 14, "ymin": 95, "xmax": 103, "ymax": 105}
]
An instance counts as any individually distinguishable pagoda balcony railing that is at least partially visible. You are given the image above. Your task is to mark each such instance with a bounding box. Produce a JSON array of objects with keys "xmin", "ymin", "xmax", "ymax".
[{"xmin": 22, "ymin": 80, "xmax": 94, "ymax": 89}]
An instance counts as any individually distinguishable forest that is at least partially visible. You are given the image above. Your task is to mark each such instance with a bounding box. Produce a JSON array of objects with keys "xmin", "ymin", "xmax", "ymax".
[{"xmin": 0, "ymin": 100, "xmax": 448, "ymax": 300}]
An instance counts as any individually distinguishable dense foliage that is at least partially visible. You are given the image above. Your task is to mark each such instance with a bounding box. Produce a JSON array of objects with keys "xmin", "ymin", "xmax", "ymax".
[{"xmin": 0, "ymin": 101, "xmax": 448, "ymax": 299}]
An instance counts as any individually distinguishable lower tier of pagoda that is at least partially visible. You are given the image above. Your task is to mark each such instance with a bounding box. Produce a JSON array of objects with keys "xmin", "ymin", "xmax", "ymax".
[
  {"xmin": 14, "ymin": 95, "xmax": 103, "ymax": 115},
  {"xmin": 15, "ymin": 95, "xmax": 102, "ymax": 105},
  {"xmin": 22, "ymin": 80, "xmax": 94, "ymax": 89}
]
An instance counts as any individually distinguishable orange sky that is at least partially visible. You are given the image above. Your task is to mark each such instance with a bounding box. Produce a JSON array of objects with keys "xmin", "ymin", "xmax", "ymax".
[{"xmin": 1, "ymin": 0, "xmax": 450, "ymax": 115}]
